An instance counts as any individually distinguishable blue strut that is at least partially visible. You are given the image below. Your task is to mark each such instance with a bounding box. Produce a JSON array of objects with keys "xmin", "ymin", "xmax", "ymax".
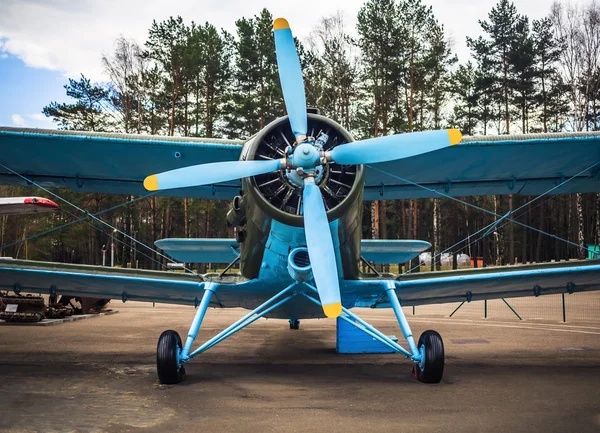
[
  {"xmin": 180, "ymin": 282, "xmax": 298, "ymax": 363},
  {"xmin": 181, "ymin": 282, "xmax": 217, "ymax": 359},
  {"xmin": 383, "ymin": 281, "xmax": 420, "ymax": 359},
  {"xmin": 303, "ymin": 282, "xmax": 422, "ymax": 363}
]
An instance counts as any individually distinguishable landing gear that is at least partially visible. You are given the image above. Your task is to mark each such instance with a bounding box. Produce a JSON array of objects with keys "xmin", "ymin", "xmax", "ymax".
[
  {"xmin": 289, "ymin": 319, "xmax": 300, "ymax": 330},
  {"xmin": 157, "ymin": 330, "xmax": 186, "ymax": 384},
  {"xmin": 414, "ymin": 330, "xmax": 444, "ymax": 383}
]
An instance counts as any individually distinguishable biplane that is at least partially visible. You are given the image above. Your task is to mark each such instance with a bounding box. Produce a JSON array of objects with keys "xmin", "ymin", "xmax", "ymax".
[{"xmin": 1, "ymin": 18, "xmax": 600, "ymax": 385}]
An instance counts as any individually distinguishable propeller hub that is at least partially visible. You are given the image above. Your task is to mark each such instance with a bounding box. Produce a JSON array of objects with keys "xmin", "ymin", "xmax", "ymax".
[{"xmin": 291, "ymin": 143, "xmax": 321, "ymax": 171}]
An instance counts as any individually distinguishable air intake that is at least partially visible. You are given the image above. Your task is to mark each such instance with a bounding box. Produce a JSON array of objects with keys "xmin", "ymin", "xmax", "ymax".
[
  {"xmin": 293, "ymin": 249, "xmax": 310, "ymax": 267},
  {"xmin": 287, "ymin": 247, "xmax": 312, "ymax": 282}
]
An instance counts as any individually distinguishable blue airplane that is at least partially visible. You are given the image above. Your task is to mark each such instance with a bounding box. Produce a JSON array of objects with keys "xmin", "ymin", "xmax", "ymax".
[{"xmin": 1, "ymin": 18, "xmax": 600, "ymax": 385}]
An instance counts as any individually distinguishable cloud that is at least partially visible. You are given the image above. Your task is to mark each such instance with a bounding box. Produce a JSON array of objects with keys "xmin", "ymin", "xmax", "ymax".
[
  {"xmin": 0, "ymin": 0, "xmax": 566, "ymax": 81},
  {"xmin": 27, "ymin": 113, "xmax": 46, "ymax": 121},
  {"xmin": 27, "ymin": 113, "xmax": 55, "ymax": 129},
  {"xmin": 11, "ymin": 114, "xmax": 25, "ymax": 126}
]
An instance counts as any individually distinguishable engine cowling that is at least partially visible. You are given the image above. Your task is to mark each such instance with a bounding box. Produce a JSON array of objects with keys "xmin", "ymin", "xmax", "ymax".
[{"xmin": 239, "ymin": 113, "xmax": 364, "ymax": 227}]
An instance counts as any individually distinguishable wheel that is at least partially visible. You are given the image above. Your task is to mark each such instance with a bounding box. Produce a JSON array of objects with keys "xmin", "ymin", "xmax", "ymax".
[
  {"xmin": 415, "ymin": 330, "xmax": 444, "ymax": 384},
  {"xmin": 289, "ymin": 319, "xmax": 300, "ymax": 330},
  {"xmin": 157, "ymin": 330, "xmax": 186, "ymax": 384}
]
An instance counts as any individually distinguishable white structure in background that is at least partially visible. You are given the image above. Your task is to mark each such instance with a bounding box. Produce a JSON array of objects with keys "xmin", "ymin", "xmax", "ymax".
[{"xmin": 419, "ymin": 252, "xmax": 471, "ymax": 267}]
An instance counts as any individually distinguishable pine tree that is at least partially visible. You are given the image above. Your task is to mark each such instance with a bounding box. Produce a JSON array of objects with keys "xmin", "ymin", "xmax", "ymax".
[
  {"xmin": 468, "ymin": 0, "xmax": 524, "ymax": 134},
  {"xmin": 451, "ymin": 62, "xmax": 479, "ymax": 135},
  {"xmin": 509, "ymin": 16, "xmax": 536, "ymax": 133},
  {"xmin": 144, "ymin": 16, "xmax": 189, "ymax": 136},
  {"xmin": 532, "ymin": 17, "xmax": 562, "ymax": 133},
  {"xmin": 224, "ymin": 8, "xmax": 282, "ymax": 139},
  {"xmin": 43, "ymin": 75, "xmax": 110, "ymax": 131}
]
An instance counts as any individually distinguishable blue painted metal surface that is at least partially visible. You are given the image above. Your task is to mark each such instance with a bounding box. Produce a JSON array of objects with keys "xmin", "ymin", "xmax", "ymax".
[
  {"xmin": 0, "ymin": 127, "xmax": 242, "ymax": 200},
  {"xmin": 302, "ymin": 177, "xmax": 341, "ymax": 316},
  {"xmin": 336, "ymin": 316, "xmax": 398, "ymax": 354},
  {"xmin": 186, "ymin": 283, "xmax": 298, "ymax": 361},
  {"xmin": 273, "ymin": 19, "xmax": 307, "ymax": 138},
  {"xmin": 360, "ymin": 239, "xmax": 431, "ymax": 264},
  {"xmin": 1, "ymin": 259, "xmax": 600, "ymax": 319},
  {"xmin": 181, "ymin": 283, "xmax": 216, "ymax": 360},
  {"xmin": 330, "ymin": 129, "xmax": 456, "ymax": 165},
  {"xmin": 383, "ymin": 281, "xmax": 420, "ymax": 359},
  {"xmin": 2, "ymin": 128, "xmax": 599, "ymax": 200},
  {"xmin": 149, "ymin": 159, "xmax": 282, "ymax": 191},
  {"xmin": 156, "ymin": 238, "xmax": 427, "ymax": 266},
  {"xmin": 363, "ymin": 133, "xmax": 600, "ymax": 200},
  {"xmin": 155, "ymin": 238, "xmax": 239, "ymax": 264}
]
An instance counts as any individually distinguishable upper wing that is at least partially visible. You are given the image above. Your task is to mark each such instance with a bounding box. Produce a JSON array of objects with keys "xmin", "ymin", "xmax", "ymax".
[
  {"xmin": 364, "ymin": 132, "xmax": 600, "ymax": 200},
  {"xmin": 344, "ymin": 260, "xmax": 600, "ymax": 307},
  {"xmin": 2, "ymin": 128, "xmax": 599, "ymax": 201},
  {"xmin": 0, "ymin": 127, "xmax": 244, "ymax": 200}
]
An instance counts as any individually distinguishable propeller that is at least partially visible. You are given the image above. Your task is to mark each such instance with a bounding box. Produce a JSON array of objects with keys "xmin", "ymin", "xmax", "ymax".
[
  {"xmin": 143, "ymin": 159, "xmax": 283, "ymax": 192},
  {"xmin": 142, "ymin": 17, "xmax": 462, "ymax": 319},
  {"xmin": 302, "ymin": 177, "xmax": 341, "ymax": 317},
  {"xmin": 273, "ymin": 18, "xmax": 307, "ymax": 142}
]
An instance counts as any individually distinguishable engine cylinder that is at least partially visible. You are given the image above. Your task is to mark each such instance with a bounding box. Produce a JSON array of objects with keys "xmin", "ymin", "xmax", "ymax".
[{"xmin": 241, "ymin": 113, "xmax": 364, "ymax": 228}]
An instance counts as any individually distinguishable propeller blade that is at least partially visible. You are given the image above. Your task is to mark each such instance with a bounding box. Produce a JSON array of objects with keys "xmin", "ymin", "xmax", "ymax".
[
  {"xmin": 144, "ymin": 159, "xmax": 283, "ymax": 192},
  {"xmin": 273, "ymin": 18, "xmax": 307, "ymax": 140},
  {"xmin": 329, "ymin": 129, "xmax": 462, "ymax": 166},
  {"xmin": 302, "ymin": 177, "xmax": 342, "ymax": 318}
]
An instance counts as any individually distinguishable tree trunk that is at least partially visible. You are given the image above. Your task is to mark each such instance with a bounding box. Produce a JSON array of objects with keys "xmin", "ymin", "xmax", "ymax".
[
  {"xmin": 509, "ymin": 194, "xmax": 514, "ymax": 264},
  {"xmin": 371, "ymin": 201, "xmax": 380, "ymax": 240},
  {"xmin": 184, "ymin": 198, "xmax": 189, "ymax": 238},
  {"xmin": 535, "ymin": 201, "xmax": 545, "ymax": 263},
  {"xmin": 380, "ymin": 201, "xmax": 388, "ymax": 272},
  {"xmin": 432, "ymin": 199, "xmax": 440, "ymax": 271},
  {"xmin": 577, "ymin": 193, "xmax": 585, "ymax": 259}
]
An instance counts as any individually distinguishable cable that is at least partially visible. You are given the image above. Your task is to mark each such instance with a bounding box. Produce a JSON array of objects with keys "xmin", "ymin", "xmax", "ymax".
[
  {"xmin": 0, "ymin": 162, "xmax": 196, "ymax": 274},
  {"xmin": 367, "ymin": 160, "xmax": 600, "ymax": 255}
]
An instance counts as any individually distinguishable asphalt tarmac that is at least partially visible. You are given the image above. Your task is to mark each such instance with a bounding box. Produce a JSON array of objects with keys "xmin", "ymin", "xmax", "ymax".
[{"xmin": 0, "ymin": 302, "xmax": 599, "ymax": 433}]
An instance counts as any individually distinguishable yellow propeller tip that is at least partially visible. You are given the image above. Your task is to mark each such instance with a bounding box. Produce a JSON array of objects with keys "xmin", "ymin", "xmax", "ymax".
[
  {"xmin": 448, "ymin": 129, "xmax": 462, "ymax": 145},
  {"xmin": 323, "ymin": 302, "xmax": 342, "ymax": 318},
  {"xmin": 273, "ymin": 18, "xmax": 290, "ymax": 30},
  {"xmin": 143, "ymin": 175, "xmax": 159, "ymax": 191}
]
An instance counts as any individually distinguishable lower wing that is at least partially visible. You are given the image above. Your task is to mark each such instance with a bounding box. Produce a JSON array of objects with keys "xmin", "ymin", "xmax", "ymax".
[
  {"xmin": 1, "ymin": 258, "xmax": 599, "ymax": 310},
  {"xmin": 345, "ymin": 260, "xmax": 600, "ymax": 307}
]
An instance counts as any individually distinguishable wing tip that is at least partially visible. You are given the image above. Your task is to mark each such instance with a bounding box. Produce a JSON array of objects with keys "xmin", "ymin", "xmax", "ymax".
[
  {"xmin": 448, "ymin": 129, "xmax": 462, "ymax": 145},
  {"xmin": 273, "ymin": 18, "xmax": 290, "ymax": 30},
  {"xmin": 143, "ymin": 174, "xmax": 158, "ymax": 191}
]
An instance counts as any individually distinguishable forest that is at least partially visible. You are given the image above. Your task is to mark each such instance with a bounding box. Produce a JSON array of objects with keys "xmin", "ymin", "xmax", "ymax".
[{"xmin": 1, "ymin": 0, "xmax": 599, "ymax": 272}]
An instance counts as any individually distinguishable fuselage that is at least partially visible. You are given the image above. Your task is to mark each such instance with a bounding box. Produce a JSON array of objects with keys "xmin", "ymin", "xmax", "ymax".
[{"xmin": 227, "ymin": 114, "xmax": 366, "ymax": 319}]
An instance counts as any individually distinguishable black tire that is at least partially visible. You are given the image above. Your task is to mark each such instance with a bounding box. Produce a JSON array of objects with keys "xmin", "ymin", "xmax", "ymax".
[
  {"xmin": 157, "ymin": 330, "xmax": 186, "ymax": 384},
  {"xmin": 289, "ymin": 319, "xmax": 300, "ymax": 330},
  {"xmin": 415, "ymin": 330, "xmax": 444, "ymax": 384}
]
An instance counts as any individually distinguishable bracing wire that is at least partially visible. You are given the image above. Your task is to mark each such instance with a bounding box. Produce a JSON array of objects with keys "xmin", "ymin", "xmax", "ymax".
[
  {"xmin": 366, "ymin": 159, "xmax": 600, "ymax": 259},
  {"xmin": 0, "ymin": 162, "xmax": 197, "ymax": 274}
]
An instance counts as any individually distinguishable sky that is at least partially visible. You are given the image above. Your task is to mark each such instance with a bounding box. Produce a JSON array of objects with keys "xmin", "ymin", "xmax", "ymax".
[{"xmin": 0, "ymin": 0, "xmax": 577, "ymax": 129}]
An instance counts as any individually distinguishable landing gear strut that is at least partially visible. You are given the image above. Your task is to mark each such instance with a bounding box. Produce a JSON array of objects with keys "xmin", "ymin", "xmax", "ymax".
[{"xmin": 155, "ymin": 280, "xmax": 445, "ymax": 384}]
